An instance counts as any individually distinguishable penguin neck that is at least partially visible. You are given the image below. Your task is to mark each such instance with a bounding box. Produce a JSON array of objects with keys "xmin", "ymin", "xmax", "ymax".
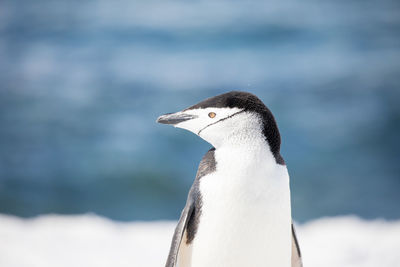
[{"xmin": 215, "ymin": 128, "xmax": 279, "ymax": 170}]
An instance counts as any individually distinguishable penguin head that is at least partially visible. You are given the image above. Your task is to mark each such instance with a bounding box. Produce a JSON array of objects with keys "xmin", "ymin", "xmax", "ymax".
[{"xmin": 157, "ymin": 91, "xmax": 283, "ymax": 163}]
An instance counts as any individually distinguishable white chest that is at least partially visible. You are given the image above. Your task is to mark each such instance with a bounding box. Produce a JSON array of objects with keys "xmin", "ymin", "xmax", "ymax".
[{"xmin": 190, "ymin": 146, "xmax": 292, "ymax": 267}]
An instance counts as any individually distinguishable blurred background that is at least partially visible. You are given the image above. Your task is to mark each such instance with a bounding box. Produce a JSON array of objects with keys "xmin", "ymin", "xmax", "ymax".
[{"xmin": 0, "ymin": 0, "xmax": 399, "ymax": 223}]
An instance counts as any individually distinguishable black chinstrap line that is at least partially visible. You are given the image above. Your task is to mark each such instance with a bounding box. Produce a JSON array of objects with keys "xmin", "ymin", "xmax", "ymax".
[{"xmin": 197, "ymin": 109, "xmax": 246, "ymax": 136}]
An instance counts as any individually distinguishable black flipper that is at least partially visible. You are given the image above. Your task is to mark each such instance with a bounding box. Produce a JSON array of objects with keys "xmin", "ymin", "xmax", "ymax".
[
  {"xmin": 291, "ymin": 223, "xmax": 303, "ymax": 267},
  {"xmin": 165, "ymin": 191, "xmax": 195, "ymax": 267},
  {"xmin": 165, "ymin": 148, "xmax": 216, "ymax": 267}
]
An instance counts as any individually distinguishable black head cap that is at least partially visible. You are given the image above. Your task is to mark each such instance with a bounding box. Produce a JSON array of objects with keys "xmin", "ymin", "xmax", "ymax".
[{"xmin": 187, "ymin": 91, "xmax": 285, "ymax": 165}]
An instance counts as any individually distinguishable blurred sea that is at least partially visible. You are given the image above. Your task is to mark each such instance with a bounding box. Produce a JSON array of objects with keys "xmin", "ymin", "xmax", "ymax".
[{"xmin": 0, "ymin": 0, "xmax": 399, "ymax": 222}]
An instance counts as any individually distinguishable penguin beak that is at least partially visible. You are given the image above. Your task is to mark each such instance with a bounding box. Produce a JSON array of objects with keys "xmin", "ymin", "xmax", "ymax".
[{"xmin": 156, "ymin": 112, "xmax": 198, "ymax": 125}]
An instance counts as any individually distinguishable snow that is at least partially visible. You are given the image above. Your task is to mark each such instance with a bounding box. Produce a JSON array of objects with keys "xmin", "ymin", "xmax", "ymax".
[{"xmin": 0, "ymin": 214, "xmax": 399, "ymax": 267}]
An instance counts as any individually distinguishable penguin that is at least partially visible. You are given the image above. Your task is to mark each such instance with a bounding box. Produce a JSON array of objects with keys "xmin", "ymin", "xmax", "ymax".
[{"xmin": 157, "ymin": 91, "xmax": 302, "ymax": 267}]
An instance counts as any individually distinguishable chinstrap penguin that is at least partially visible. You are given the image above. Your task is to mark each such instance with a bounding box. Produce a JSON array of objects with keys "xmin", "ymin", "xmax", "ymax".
[{"xmin": 157, "ymin": 91, "xmax": 302, "ymax": 267}]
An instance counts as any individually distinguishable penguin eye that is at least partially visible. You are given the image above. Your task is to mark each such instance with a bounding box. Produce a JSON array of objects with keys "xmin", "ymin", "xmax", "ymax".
[{"xmin": 208, "ymin": 112, "xmax": 216, "ymax": 118}]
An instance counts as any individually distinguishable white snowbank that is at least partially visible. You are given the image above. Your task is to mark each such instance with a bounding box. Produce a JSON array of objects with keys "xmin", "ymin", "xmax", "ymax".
[{"xmin": 0, "ymin": 214, "xmax": 399, "ymax": 267}]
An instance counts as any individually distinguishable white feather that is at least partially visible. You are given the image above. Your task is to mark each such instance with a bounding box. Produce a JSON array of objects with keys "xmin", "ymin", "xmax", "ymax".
[{"xmin": 186, "ymin": 112, "xmax": 292, "ymax": 267}]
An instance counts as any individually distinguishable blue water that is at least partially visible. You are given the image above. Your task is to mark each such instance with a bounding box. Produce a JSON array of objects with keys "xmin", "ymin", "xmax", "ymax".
[{"xmin": 0, "ymin": 0, "xmax": 399, "ymax": 222}]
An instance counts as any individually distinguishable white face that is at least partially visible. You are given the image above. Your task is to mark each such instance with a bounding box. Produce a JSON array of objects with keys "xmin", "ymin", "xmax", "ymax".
[
  {"xmin": 158, "ymin": 107, "xmax": 263, "ymax": 148},
  {"xmin": 176, "ymin": 107, "xmax": 242, "ymax": 132}
]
